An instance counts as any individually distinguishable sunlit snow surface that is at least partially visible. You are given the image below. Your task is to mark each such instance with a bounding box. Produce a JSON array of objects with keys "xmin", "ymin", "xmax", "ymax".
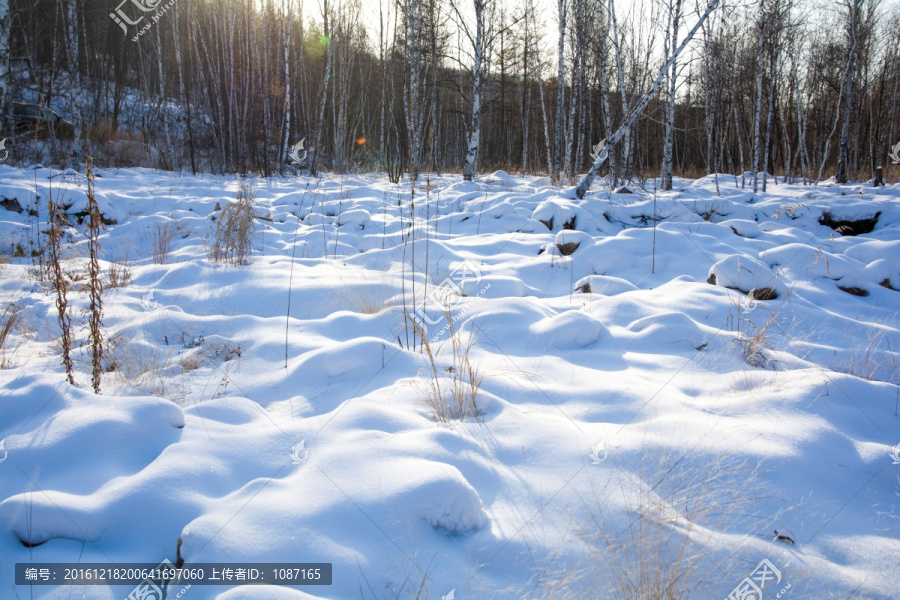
[{"xmin": 1, "ymin": 166, "xmax": 898, "ymax": 599}]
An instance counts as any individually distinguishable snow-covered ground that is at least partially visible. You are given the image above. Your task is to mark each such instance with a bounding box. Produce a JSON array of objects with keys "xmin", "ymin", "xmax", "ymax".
[{"xmin": 1, "ymin": 165, "xmax": 898, "ymax": 599}]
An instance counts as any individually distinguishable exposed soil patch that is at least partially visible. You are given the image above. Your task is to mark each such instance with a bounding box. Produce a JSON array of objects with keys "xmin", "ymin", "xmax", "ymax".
[
  {"xmin": 819, "ymin": 211, "xmax": 880, "ymax": 236},
  {"xmin": 838, "ymin": 285, "xmax": 869, "ymax": 297},
  {"xmin": 557, "ymin": 242, "xmax": 580, "ymax": 256}
]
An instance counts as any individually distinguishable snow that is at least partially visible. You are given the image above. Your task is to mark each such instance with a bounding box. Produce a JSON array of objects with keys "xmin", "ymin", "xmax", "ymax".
[{"xmin": 0, "ymin": 166, "xmax": 898, "ymax": 599}]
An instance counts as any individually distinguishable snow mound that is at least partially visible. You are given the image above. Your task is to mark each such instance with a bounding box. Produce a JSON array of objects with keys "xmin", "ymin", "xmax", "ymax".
[
  {"xmin": 574, "ymin": 275, "xmax": 639, "ymax": 295},
  {"xmin": 530, "ymin": 310, "xmax": 607, "ymax": 349},
  {"xmin": 720, "ymin": 218, "xmax": 762, "ymax": 238},
  {"xmin": 411, "ymin": 464, "xmax": 488, "ymax": 534},
  {"xmin": 707, "ymin": 254, "xmax": 787, "ymax": 299},
  {"xmin": 532, "ymin": 198, "xmax": 577, "ymax": 230}
]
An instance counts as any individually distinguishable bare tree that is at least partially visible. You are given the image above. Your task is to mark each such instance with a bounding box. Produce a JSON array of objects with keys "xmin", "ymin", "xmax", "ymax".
[
  {"xmin": 553, "ymin": 0, "xmax": 567, "ymax": 183},
  {"xmin": 835, "ymin": 0, "xmax": 864, "ymax": 183},
  {"xmin": 661, "ymin": 0, "xmax": 683, "ymax": 191},
  {"xmin": 576, "ymin": 0, "xmax": 722, "ymax": 198},
  {"xmin": 751, "ymin": 0, "xmax": 766, "ymax": 192},
  {"xmin": 280, "ymin": 0, "xmax": 294, "ymax": 174},
  {"xmin": 0, "ymin": 0, "xmax": 8, "ymax": 113},
  {"xmin": 452, "ymin": 0, "xmax": 490, "ymax": 180}
]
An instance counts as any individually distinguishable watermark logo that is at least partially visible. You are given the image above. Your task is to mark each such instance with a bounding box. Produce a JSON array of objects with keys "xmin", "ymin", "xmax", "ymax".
[
  {"xmin": 412, "ymin": 260, "xmax": 482, "ymax": 328},
  {"xmin": 125, "ymin": 558, "xmax": 189, "ymax": 600},
  {"xmin": 0, "ymin": 139, "xmax": 8, "ymax": 163},
  {"xmin": 589, "ymin": 440, "xmax": 607, "ymax": 464},
  {"xmin": 110, "ymin": 0, "xmax": 178, "ymax": 42},
  {"xmin": 725, "ymin": 558, "xmax": 789, "ymax": 600},
  {"xmin": 889, "ymin": 141, "xmax": 900, "ymax": 165},
  {"xmin": 0, "ymin": 438, "xmax": 7, "ymax": 463},
  {"xmin": 441, "ymin": 589, "xmax": 456, "ymax": 600},
  {"xmin": 141, "ymin": 290, "xmax": 159, "ymax": 312},
  {"xmin": 288, "ymin": 139, "xmax": 308, "ymax": 165},
  {"xmin": 890, "ymin": 442, "xmax": 900, "ymax": 465},
  {"xmin": 290, "ymin": 440, "xmax": 308, "ymax": 464},
  {"xmin": 744, "ymin": 297, "xmax": 759, "ymax": 315},
  {"xmin": 590, "ymin": 138, "xmax": 606, "ymax": 163},
  {"xmin": 110, "ymin": 0, "xmax": 160, "ymax": 32}
]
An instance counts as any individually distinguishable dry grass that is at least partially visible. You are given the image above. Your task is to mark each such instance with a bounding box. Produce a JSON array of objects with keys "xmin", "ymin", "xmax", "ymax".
[
  {"xmin": 406, "ymin": 307, "xmax": 482, "ymax": 422},
  {"xmin": 107, "ymin": 257, "xmax": 132, "ymax": 288},
  {"xmin": 739, "ymin": 309, "xmax": 780, "ymax": 369},
  {"xmin": 152, "ymin": 222, "xmax": 178, "ymax": 265},
  {"xmin": 576, "ymin": 451, "xmax": 774, "ymax": 600},
  {"xmin": 839, "ymin": 317, "xmax": 899, "ymax": 384},
  {"xmin": 106, "ymin": 335, "xmax": 181, "ymax": 400},
  {"xmin": 0, "ymin": 303, "xmax": 22, "ymax": 368},
  {"xmin": 337, "ymin": 267, "xmax": 400, "ymax": 315},
  {"xmin": 208, "ymin": 181, "xmax": 259, "ymax": 265}
]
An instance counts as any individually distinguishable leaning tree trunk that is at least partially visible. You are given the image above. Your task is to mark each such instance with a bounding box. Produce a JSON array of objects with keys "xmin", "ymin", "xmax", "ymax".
[{"xmin": 575, "ymin": 0, "xmax": 721, "ymax": 199}]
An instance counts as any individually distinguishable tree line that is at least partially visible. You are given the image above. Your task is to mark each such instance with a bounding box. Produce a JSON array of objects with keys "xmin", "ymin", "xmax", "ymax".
[{"xmin": 1, "ymin": 0, "xmax": 898, "ymax": 186}]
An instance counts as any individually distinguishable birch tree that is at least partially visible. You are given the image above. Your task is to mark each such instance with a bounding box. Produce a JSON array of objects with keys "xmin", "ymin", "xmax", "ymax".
[
  {"xmin": 456, "ymin": 0, "xmax": 489, "ymax": 181},
  {"xmin": 280, "ymin": 0, "xmax": 293, "ymax": 174},
  {"xmin": 67, "ymin": 0, "xmax": 83, "ymax": 162},
  {"xmin": 553, "ymin": 0, "xmax": 567, "ymax": 183},
  {"xmin": 835, "ymin": 0, "xmax": 864, "ymax": 183},
  {"xmin": 402, "ymin": 0, "xmax": 426, "ymax": 182},
  {"xmin": 661, "ymin": 0, "xmax": 682, "ymax": 190},
  {"xmin": 762, "ymin": 0, "xmax": 781, "ymax": 191},
  {"xmin": 575, "ymin": 0, "xmax": 721, "ymax": 198},
  {"xmin": 751, "ymin": 0, "xmax": 765, "ymax": 192},
  {"xmin": 0, "ymin": 0, "xmax": 8, "ymax": 113},
  {"xmin": 311, "ymin": 0, "xmax": 332, "ymax": 174}
]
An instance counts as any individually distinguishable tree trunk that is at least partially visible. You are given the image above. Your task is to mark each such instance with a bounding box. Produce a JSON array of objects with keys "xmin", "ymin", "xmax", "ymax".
[
  {"xmin": 836, "ymin": 0, "xmax": 862, "ymax": 183},
  {"xmin": 751, "ymin": 0, "xmax": 765, "ymax": 193},
  {"xmin": 575, "ymin": 0, "xmax": 721, "ymax": 198},
  {"xmin": 0, "ymin": 0, "xmax": 9, "ymax": 114},
  {"xmin": 661, "ymin": 0, "xmax": 682, "ymax": 191},
  {"xmin": 463, "ymin": 0, "xmax": 486, "ymax": 181},
  {"xmin": 312, "ymin": 0, "xmax": 331, "ymax": 174},
  {"xmin": 553, "ymin": 0, "xmax": 566, "ymax": 184},
  {"xmin": 762, "ymin": 6, "xmax": 778, "ymax": 191},
  {"xmin": 280, "ymin": 0, "xmax": 293, "ymax": 174}
]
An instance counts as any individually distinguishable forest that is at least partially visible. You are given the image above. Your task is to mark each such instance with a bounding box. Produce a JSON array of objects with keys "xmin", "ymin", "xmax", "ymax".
[{"xmin": 1, "ymin": 0, "xmax": 899, "ymax": 185}]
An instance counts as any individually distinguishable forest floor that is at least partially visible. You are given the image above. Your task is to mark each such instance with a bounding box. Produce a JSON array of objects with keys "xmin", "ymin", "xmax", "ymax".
[{"xmin": 0, "ymin": 166, "xmax": 898, "ymax": 599}]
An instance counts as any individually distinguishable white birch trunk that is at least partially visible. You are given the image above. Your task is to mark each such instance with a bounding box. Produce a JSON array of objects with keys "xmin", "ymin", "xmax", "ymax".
[
  {"xmin": 751, "ymin": 0, "xmax": 765, "ymax": 193},
  {"xmin": 280, "ymin": 0, "xmax": 293, "ymax": 173},
  {"xmin": 762, "ymin": 7, "xmax": 778, "ymax": 191},
  {"xmin": 661, "ymin": 0, "xmax": 681, "ymax": 191},
  {"xmin": 609, "ymin": 0, "xmax": 631, "ymax": 179},
  {"xmin": 0, "ymin": 0, "xmax": 8, "ymax": 112},
  {"xmin": 836, "ymin": 0, "xmax": 862, "ymax": 183},
  {"xmin": 575, "ymin": 0, "xmax": 721, "ymax": 198},
  {"xmin": 553, "ymin": 0, "xmax": 566, "ymax": 183},
  {"xmin": 68, "ymin": 0, "xmax": 83, "ymax": 161},
  {"xmin": 312, "ymin": 0, "xmax": 331, "ymax": 174},
  {"xmin": 463, "ymin": 0, "xmax": 485, "ymax": 181},
  {"xmin": 155, "ymin": 7, "xmax": 172, "ymax": 170}
]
